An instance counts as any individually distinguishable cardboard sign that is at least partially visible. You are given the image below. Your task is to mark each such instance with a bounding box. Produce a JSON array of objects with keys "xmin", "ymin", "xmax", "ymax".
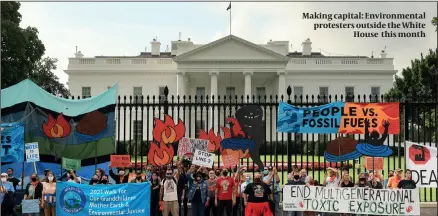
[
  {"xmin": 283, "ymin": 185, "xmax": 420, "ymax": 215},
  {"xmin": 192, "ymin": 149, "xmax": 214, "ymax": 167},
  {"xmin": 110, "ymin": 155, "xmax": 131, "ymax": 167},
  {"xmin": 62, "ymin": 157, "xmax": 81, "ymax": 170},
  {"xmin": 363, "ymin": 156, "xmax": 384, "ymax": 170},
  {"xmin": 406, "ymin": 141, "xmax": 437, "ymax": 188},
  {"xmin": 178, "ymin": 137, "xmax": 209, "ymax": 159},
  {"xmin": 22, "ymin": 199, "xmax": 40, "ymax": 213},
  {"xmin": 222, "ymin": 154, "xmax": 238, "ymax": 168},
  {"xmin": 25, "ymin": 142, "xmax": 40, "ymax": 162}
]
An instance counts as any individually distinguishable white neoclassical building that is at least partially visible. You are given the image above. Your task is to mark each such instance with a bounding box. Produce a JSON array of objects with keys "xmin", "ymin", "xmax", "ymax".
[{"xmin": 65, "ymin": 35, "xmax": 397, "ymax": 141}]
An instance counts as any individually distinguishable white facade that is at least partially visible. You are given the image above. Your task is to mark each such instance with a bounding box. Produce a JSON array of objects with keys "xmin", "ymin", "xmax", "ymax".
[{"xmin": 65, "ymin": 35, "xmax": 397, "ymax": 142}]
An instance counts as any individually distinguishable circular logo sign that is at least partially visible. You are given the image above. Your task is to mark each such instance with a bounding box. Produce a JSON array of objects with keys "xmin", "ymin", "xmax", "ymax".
[
  {"xmin": 59, "ymin": 186, "xmax": 86, "ymax": 213},
  {"xmin": 409, "ymin": 144, "xmax": 431, "ymax": 165}
]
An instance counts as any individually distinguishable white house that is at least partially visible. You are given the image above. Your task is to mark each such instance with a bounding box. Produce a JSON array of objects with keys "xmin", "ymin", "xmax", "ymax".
[{"xmin": 65, "ymin": 35, "xmax": 397, "ymax": 143}]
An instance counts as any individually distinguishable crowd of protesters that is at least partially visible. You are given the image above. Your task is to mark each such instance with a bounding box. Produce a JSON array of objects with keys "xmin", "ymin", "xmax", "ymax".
[{"xmin": 0, "ymin": 161, "xmax": 418, "ymax": 216}]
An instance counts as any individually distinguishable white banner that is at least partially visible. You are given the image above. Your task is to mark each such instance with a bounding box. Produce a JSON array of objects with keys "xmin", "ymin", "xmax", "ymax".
[
  {"xmin": 406, "ymin": 141, "xmax": 437, "ymax": 188},
  {"xmin": 283, "ymin": 185, "xmax": 420, "ymax": 215},
  {"xmin": 192, "ymin": 149, "xmax": 214, "ymax": 168}
]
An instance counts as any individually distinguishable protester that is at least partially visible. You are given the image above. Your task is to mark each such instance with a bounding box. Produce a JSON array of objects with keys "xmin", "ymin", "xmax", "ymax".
[
  {"xmin": 243, "ymin": 173, "xmax": 273, "ymax": 216},
  {"xmin": 146, "ymin": 165, "xmax": 153, "ymax": 181},
  {"xmin": 23, "ymin": 173, "xmax": 44, "ymax": 216},
  {"xmin": 150, "ymin": 172, "xmax": 161, "ymax": 216},
  {"xmin": 177, "ymin": 164, "xmax": 188, "ymax": 216},
  {"xmin": 215, "ymin": 169, "xmax": 222, "ymax": 177},
  {"xmin": 285, "ymin": 171, "xmax": 305, "ymax": 216},
  {"xmin": 387, "ymin": 169, "xmax": 402, "ymax": 189},
  {"xmin": 6, "ymin": 168, "xmax": 21, "ymax": 190},
  {"xmin": 303, "ymin": 175, "xmax": 317, "ymax": 216},
  {"xmin": 341, "ymin": 167, "xmax": 353, "ymax": 182},
  {"xmin": 324, "ymin": 167, "xmax": 340, "ymax": 188},
  {"xmin": 188, "ymin": 172, "xmax": 209, "ymax": 216},
  {"xmin": 160, "ymin": 167, "xmax": 179, "ymax": 216},
  {"xmin": 299, "ymin": 169, "xmax": 307, "ymax": 182},
  {"xmin": 383, "ymin": 170, "xmax": 394, "ymax": 188},
  {"xmin": 41, "ymin": 172, "xmax": 56, "ymax": 216},
  {"xmin": 109, "ymin": 164, "xmax": 129, "ymax": 184},
  {"xmin": 356, "ymin": 173, "xmax": 369, "ymax": 188},
  {"xmin": 1, "ymin": 173, "xmax": 15, "ymax": 215},
  {"xmin": 205, "ymin": 170, "xmax": 217, "ymax": 216},
  {"xmin": 263, "ymin": 166, "xmax": 281, "ymax": 213},
  {"xmin": 101, "ymin": 175, "xmax": 110, "ymax": 185},
  {"xmin": 215, "ymin": 168, "xmax": 235, "ymax": 216},
  {"xmin": 131, "ymin": 170, "xmax": 147, "ymax": 183},
  {"xmin": 89, "ymin": 168, "xmax": 107, "ymax": 185},
  {"xmin": 397, "ymin": 169, "xmax": 417, "ymax": 189},
  {"xmin": 340, "ymin": 173, "xmax": 354, "ymax": 188},
  {"xmin": 233, "ymin": 167, "xmax": 246, "ymax": 216},
  {"xmin": 67, "ymin": 170, "xmax": 81, "ymax": 183},
  {"xmin": 89, "ymin": 175, "xmax": 100, "ymax": 185},
  {"xmin": 369, "ymin": 175, "xmax": 383, "ymax": 189}
]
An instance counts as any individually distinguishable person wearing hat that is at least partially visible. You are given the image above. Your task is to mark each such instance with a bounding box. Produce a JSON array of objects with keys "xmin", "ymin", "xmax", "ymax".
[
  {"xmin": 131, "ymin": 170, "xmax": 147, "ymax": 183},
  {"xmin": 263, "ymin": 166, "xmax": 281, "ymax": 213},
  {"xmin": 387, "ymin": 169, "xmax": 403, "ymax": 189},
  {"xmin": 0, "ymin": 173, "xmax": 15, "ymax": 215}
]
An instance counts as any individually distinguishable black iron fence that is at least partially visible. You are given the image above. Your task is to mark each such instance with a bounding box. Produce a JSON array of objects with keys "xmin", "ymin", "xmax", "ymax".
[{"xmin": 109, "ymin": 86, "xmax": 437, "ymax": 202}]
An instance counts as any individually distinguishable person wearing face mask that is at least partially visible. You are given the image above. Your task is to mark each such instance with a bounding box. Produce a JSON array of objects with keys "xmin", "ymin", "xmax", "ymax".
[
  {"xmin": 66, "ymin": 170, "xmax": 81, "ymax": 184},
  {"xmin": 232, "ymin": 167, "xmax": 246, "ymax": 216},
  {"xmin": 205, "ymin": 170, "xmax": 217, "ymax": 216},
  {"xmin": 41, "ymin": 172, "xmax": 56, "ymax": 216},
  {"xmin": 131, "ymin": 170, "xmax": 147, "ymax": 183},
  {"xmin": 6, "ymin": 168, "xmax": 20, "ymax": 191},
  {"xmin": 188, "ymin": 172, "xmax": 209, "ymax": 216},
  {"xmin": 108, "ymin": 163, "xmax": 128, "ymax": 184},
  {"xmin": 90, "ymin": 175, "xmax": 100, "ymax": 185},
  {"xmin": 176, "ymin": 163, "xmax": 188, "ymax": 216},
  {"xmin": 387, "ymin": 168, "xmax": 402, "ymax": 189},
  {"xmin": 215, "ymin": 169, "xmax": 235, "ymax": 216},
  {"xmin": 285, "ymin": 172, "xmax": 305, "ymax": 216},
  {"xmin": 243, "ymin": 173, "xmax": 273, "ymax": 216},
  {"xmin": 0, "ymin": 173, "xmax": 15, "ymax": 215},
  {"xmin": 397, "ymin": 169, "xmax": 416, "ymax": 189},
  {"xmin": 215, "ymin": 169, "xmax": 222, "ymax": 178},
  {"xmin": 101, "ymin": 175, "xmax": 110, "ymax": 185},
  {"xmin": 356, "ymin": 173, "xmax": 370, "ymax": 188},
  {"xmin": 89, "ymin": 168, "xmax": 107, "ymax": 185},
  {"xmin": 23, "ymin": 173, "xmax": 43, "ymax": 215},
  {"xmin": 160, "ymin": 168, "xmax": 179, "ymax": 216},
  {"xmin": 146, "ymin": 165, "xmax": 153, "ymax": 181},
  {"xmin": 299, "ymin": 169, "xmax": 307, "ymax": 182},
  {"xmin": 150, "ymin": 172, "xmax": 161, "ymax": 216},
  {"xmin": 263, "ymin": 166, "xmax": 281, "ymax": 214}
]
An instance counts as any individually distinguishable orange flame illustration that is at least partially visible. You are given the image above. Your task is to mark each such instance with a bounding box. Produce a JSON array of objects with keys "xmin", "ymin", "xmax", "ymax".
[
  {"xmin": 299, "ymin": 201, "xmax": 304, "ymax": 208},
  {"xmin": 42, "ymin": 113, "xmax": 71, "ymax": 138},
  {"xmin": 198, "ymin": 129, "xmax": 222, "ymax": 152},
  {"xmin": 147, "ymin": 142, "xmax": 174, "ymax": 166},
  {"xmin": 406, "ymin": 206, "xmax": 413, "ymax": 213},
  {"xmin": 153, "ymin": 115, "xmax": 185, "ymax": 144}
]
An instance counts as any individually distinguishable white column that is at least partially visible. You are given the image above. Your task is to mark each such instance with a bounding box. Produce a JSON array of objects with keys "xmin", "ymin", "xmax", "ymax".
[
  {"xmin": 176, "ymin": 70, "xmax": 186, "ymax": 98},
  {"xmin": 209, "ymin": 70, "xmax": 219, "ymax": 133},
  {"xmin": 243, "ymin": 71, "xmax": 253, "ymax": 102},
  {"xmin": 277, "ymin": 70, "xmax": 286, "ymax": 101}
]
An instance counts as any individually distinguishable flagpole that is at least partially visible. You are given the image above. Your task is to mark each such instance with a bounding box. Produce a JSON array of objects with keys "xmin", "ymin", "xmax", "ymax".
[{"xmin": 229, "ymin": 3, "xmax": 232, "ymax": 35}]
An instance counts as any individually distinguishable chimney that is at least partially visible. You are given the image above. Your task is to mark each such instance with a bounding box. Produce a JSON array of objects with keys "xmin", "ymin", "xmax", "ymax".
[
  {"xmin": 75, "ymin": 51, "xmax": 84, "ymax": 58},
  {"xmin": 301, "ymin": 38, "xmax": 312, "ymax": 56},
  {"xmin": 151, "ymin": 38, "xmax": 161, "ymax": 56},
  {"xmin": 379, "ymin": 50, "xmax": 387, "ymax": 58}
]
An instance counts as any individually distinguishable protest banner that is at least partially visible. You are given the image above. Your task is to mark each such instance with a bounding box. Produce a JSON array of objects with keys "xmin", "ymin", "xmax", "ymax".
[
  {"xmin": 62, "ymin": 157, "xmax": 81, "ymax": 170},
  {"xmin": 22, "ymin": 199, "xmax": 40, "ymax": 213},
  {"xmin": 192, "ymin": 149, "xmax": 214, "ymax": 167},
  {"xmin": 56, "ymin": 182, "xmax": 151, "ymax": 216},
  {"xmin": 283, "ymin": 185, "xmax": 420, "ymax": 215},
  {"xmin": 1, "ymin": 122, "xmax": 25, "ymax": 163},
  {"xmin": 25, "ymin": 142, "xmax": 40, "ymax": 162},
  {"xmin": 110, "ymin": 155, "xmax": 131, "ymax": 168},
  {"xmin": 277, "ymin": 102, "xmax": 400, "ymax": 134},
  {"xmin": 364, "ymin": 157, "xmax": 384, "ymax": 171},
  {"xmin": 222, "ymin": 154, "xmax": 238, "ymax": 168},
  {"xmin": 406, "ymin": 141, "xmax": 437, "ymax": 188},
  {"xmin": 178, "ymin": 137, "xmax": 209, "ymax": 159}
]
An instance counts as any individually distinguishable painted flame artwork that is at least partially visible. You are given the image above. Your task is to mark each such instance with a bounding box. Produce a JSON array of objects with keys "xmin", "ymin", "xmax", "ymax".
[
  {"xmin": 147, "ymin": 114, "xmax": 185, "ymax": 166},
  {"xmin": 198, "ymin": 128, "xmax": 222, "ymax": 152},
  {"xmin": 42, "ymin": 113, "xmax": 71, "ymax": 138},
  {"xmin": 220, "ymin": 117, "xmax": 251, "ymax": 159}
]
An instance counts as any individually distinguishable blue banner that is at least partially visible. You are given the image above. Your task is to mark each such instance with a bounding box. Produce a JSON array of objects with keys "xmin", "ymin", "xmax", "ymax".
[
  {"xmin": 1, "ymin": 122, "xmax": 25, "ymax": 163},
  {"xmin": 56, "ymin": 182, "xmax": 151, "ymax": 216}
]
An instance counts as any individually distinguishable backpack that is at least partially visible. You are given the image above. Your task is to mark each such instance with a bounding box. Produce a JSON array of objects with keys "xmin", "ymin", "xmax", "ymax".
[{"xmin": 162, "ymin": 177, "xmax": 177, "ymax": 186}]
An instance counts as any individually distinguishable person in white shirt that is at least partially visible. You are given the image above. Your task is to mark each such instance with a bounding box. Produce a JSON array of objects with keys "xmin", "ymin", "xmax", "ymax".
[
  {"xmin": 323, "ymin": 167, "xmax": 340, "ymax": 216},
  {"xmin": 67, "ymin": 170, "xmax": 81, "ymax": 184},
  {"xmin": 160, "ymin": 167, "xmax": 179, "ymax": 216}
]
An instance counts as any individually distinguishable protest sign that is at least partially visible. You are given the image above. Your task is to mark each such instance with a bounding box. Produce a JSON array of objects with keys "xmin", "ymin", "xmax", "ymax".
[
  {"xmin": 62, "ymin": 157, "xmax": 81, "ymax": 170},
  {"xmin": 1, "ymin": 122, "xmax": 25, "ymax": 163},
  {"xmin": 222, "ymin": 154, "xmax": 238, "ymax": 168},
  {"xmin": 192, "ymin": 149, "xmax": 214, "ymax": 167},
  {"xmin": 110, "ymin": 155, "xmax": 131, "ymax": 168},
  {"xmin": 364, "ymin": 157, "xmax": 384, "ymax": 170},
  {"xmin": 283, "ymin": 185, "xmax": 420, "ymax": 215},
  {"xmin": 406, "ymin": 141, "xmax": 437, "ymax": 188},
  {"xmin": 178, "ymin": 137, "xmax": 209, "ymax": 159},
  {"xmin": 22, "ymin": 199, "xmax": 40, "ymax": 213},
  {"xmin": 277, "ymin": 102, "xmax": 400, "ymax": 134},
  {"xmin": 25, "ymin": 142, "xmax": 40, "ymax": 162},
  {"xmin": 56, "ymin": 182, "xmax": 150, "ymax": 216}
]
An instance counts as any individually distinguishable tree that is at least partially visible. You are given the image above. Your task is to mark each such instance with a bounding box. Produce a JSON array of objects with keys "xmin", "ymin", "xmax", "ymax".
[
  {"xmin": 432, "ymin": 17, "xmax": 437, "ymax": 32},
  {"xmin": 1, "ymin": 2, "xmax": 70, "ymax": 97}
]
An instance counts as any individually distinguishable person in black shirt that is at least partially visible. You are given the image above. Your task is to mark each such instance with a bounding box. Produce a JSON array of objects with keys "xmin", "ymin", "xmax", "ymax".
[
  {"xmin": 340, "ymin": 173, "xmax": 354, "ymax": 187},
  {"xmin": 243, "ymin": 173, "xmax": 273, "ymax": 216},
  {"xmin": 6, "ymin": 168, "xmax": 20, "ymax": 190},
  {"xmin": 397, "ymin": 169, "xmax": 417, "ymax": 189},
  {"xmin": 177, "ymin": 165, "xmax": 188, "ymax": 216},
  {"xmin": 285, "ymin": 172, "xmax": 305, "ymax": 216}
]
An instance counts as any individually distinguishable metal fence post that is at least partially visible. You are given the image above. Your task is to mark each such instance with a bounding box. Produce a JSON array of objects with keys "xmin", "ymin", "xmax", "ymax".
[{"xmin": 286, "ymin": 86, "xmax": 292, "ymax": 173}]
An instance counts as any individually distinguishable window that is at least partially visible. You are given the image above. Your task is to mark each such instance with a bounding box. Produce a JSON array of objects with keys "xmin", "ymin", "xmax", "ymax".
[
  {"xmin": 319, "ymin": 87, "xmax": 329, "ymax": 102},
  {"xmin": 158, "ymin": 87, "xmax": 166, "ymax": 103},
  {"xmin": 133, "ymin": 87, "xmax": 143, "ymax": 103},
  {"xmin": 195, "ymin": 120, "xmax": 205, "ymax": 138},
  {"xmin": 82, "ymin": 87, "xmax": 91, "ymax": 98},
  {"xmin": 196, "ymin": 87, "xmax": 206, "ymax": 102},
  {"xmin": 226, "ymin": 87, "xmax": 236, "ymax": 100},
  {"xmin": 345, "ymin": 87, "xmax": 355, "ymax": 102},
  {"xmin": 133, "ymin": 120, "xmax": 143, "ymax": 141},
  {"xmin": 256, "ymin": 87, "xmax": 266, "ymax": 101},
  {"xmin": 371, "ymin": 87, "xmax": 380, "ymax": 102},
  {"xmin": 293, "ymin": 86, "xmax": 303, "ymax": 100}
]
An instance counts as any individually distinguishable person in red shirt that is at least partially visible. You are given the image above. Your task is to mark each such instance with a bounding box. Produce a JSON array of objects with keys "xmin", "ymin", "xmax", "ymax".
[{"xmin": 215, "ymin": 169, "xmax": 235, "ymax": 216}]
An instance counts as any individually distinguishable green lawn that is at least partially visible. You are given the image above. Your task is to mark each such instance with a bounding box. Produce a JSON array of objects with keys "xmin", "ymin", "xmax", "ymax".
[{"xmin": 131, "ymin": 154, "xmax": 436, "ymax": 202}]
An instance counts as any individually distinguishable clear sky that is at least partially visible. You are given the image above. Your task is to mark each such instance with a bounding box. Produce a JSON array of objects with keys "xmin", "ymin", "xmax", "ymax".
[{"xmin": 19, "ymin": 2, "xmax": 437, "ymax": 85}]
